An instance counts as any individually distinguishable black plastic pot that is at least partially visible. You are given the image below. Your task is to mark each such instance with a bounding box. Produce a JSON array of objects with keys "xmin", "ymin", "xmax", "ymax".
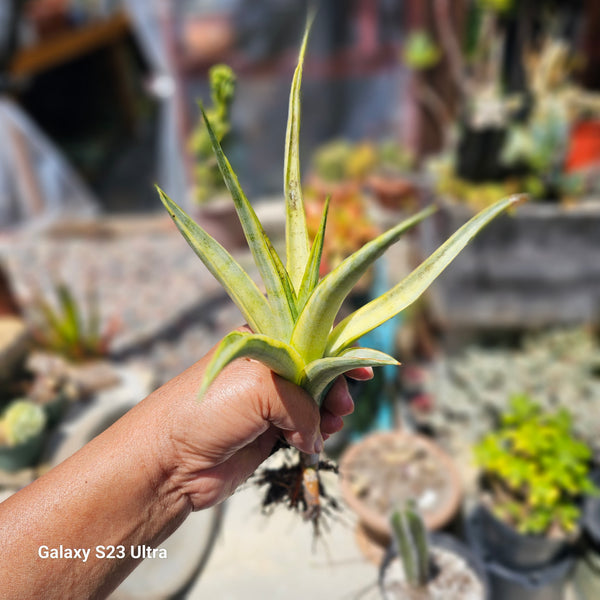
[
  {"xmin": 467, "ymin": 505, "xmax": 574, "ymax": 571},
  {"xmin": 467, "ymin": 507, "xmax": 576, "ymax": 600},
  {"xmin": 484, "ymin": 554, "xmax": 575, "ymax": 600},
  {"xmin": 379, "ymin": 532, "xmax": 490, "ymax": 600}
]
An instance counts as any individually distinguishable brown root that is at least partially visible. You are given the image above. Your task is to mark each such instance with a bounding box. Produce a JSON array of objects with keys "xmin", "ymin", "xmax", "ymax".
[{"xmin": 253, "ymin": 446, "xmax": 340, "ymax": 535}]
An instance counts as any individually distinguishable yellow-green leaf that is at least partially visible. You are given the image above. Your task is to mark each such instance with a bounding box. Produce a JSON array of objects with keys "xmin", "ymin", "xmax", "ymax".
[
  {"xmin": 326, "ymin": 194, "xmax": 527, "ymax": 355},
  {"xmin": 300, "ymin": 347, "xmax": 399, "ymax": 404},
  {"xmin": 201, "ymin": 106, "xmax": 297, "ymax": 338},
  {"xmin": 200, "ymin": 330, "xmax": 305, "ymax": 398},
  {"xmin": 158, "ymin": 187, "xmax": 278, "ymax": 337},
  {"xmin": 284, "ymin": 12, "xmax": 315, "ymax": 292},
  {"xmin": 292, "ymin": 205, "xmax": 436, "ymax": 362}
]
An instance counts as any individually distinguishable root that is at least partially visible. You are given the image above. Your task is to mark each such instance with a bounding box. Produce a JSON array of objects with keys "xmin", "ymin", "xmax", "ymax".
[{"xmin": 253, "ymin": 446, "xmax": 340, "ymax": 536}]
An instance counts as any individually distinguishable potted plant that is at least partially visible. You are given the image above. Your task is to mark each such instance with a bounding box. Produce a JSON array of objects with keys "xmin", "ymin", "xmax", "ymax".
[
  {"xmin": 156, "ymin": 14, "xmax": 524, "ymax": 531},
  {"xmin": 469, "ymin": 394, "xmax": 598, "ymax": 598},
  {"xmin": 379, "ymin": 502, "xmax": 488, "ymax": 599},
  {"xmin": 189, "ymin": 63, "xmax": 245, "ymax": 248},
  {"xmin": 339, "ymin": 430, "xmax": 463, "ymax": 556},
  {"xmin": 28, "ymin": 278, "xmax": 120, "ymax": 400},
  {"xmin": 0, "ymin": 399, "xmax": 47, "ymax": 472}
]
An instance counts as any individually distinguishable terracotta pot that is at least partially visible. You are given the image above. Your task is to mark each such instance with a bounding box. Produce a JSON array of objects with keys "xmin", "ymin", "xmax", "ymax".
[
  {"xmin": 194, "ymin": 197, "xmax": 246, "ymax": 250},
  {"xmin": 340, "ymin": 430, "xmax": 463, "ymax": 556},
  {"xmin": 367, "ymin": 174, "xmax": 419, "ymax": 211}
]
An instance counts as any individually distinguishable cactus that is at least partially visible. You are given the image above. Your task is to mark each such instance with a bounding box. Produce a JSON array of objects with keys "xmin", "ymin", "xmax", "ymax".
[
  {"xmin": 390, "ymin": 502, "xmax": 431, "ymax": 588},
  {"xmin": 1, "ymin": 400, "xmax": 47, "ymax": 447}
]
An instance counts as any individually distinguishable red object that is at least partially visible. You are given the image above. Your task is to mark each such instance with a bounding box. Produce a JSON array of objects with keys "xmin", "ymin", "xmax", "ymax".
[{"xmin": 565, "ymin": 120, "xmax": 600, "ymax": 172}]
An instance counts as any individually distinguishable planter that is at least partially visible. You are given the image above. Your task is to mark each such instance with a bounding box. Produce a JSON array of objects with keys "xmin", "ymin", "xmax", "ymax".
[
  {"xmin": 367, "ymin": 173, "xmax": 420, "ymax": 211},
  {"xmin": 566, "ymin": 120, "xmax": 600, "ymax": 172},
  {"xmin": 379, "ymin": 532, "xmax": 490, "ymax": 600},
  {"xmin": 466, "ymin": 505, "xmax": 575, "ymax": 571},
  {"xmin": 421, "ymin": 199, "xmax": 600, "ymax": 330},
  {"xmin": 467, "ymin": 506, "xmax": 576, "ymax": 600},
  {"xmin": 194, "ymin": 197, "xmax": 246, "ymax": 249},
  {"xmin": 340, "ymin": 431, "xmax": 463, "ymax": 554},
  {"xmin": 0, "ymin": 431, "xmax": 46, "ymax": 472},
  {"xmin": 573, "ymin": 469, "xmax": 600, "ymax": 600}
]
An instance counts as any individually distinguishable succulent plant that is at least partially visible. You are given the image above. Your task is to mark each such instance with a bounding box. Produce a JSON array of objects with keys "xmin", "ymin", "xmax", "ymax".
[
  {"xmin": 474, "ymin": 394, "xmax": 598, "ymax": 535},
  {"xmin": 388, "ymin": 502, "xmax": 431, "ymax": 589},
  {"xmin": 190, "ymin": 64, "xmax": 237, "ymax": 204},
  {"xmin": 0, "ymin": 399, "xmax": 47, "ymax": 447},
  {"xmin": 157, "ymin": 16, "xmax": 524, "ymax": 521}
]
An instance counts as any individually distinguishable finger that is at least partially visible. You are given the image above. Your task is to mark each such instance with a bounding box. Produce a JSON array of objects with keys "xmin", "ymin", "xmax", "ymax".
[
  {"xmin": 320, "ymin": 408, "xmax": 344, "ymax": 436},
  {"xmin": 321, "ymin": 376, "xmax": 354, "ymax": 417},
  {"xmin": 262, "ymin": 371, "xmax": 323, "ymax": 455},
  {"xmin": 345, "ymin": 366, "xmax": 374, "ymax": 381}
]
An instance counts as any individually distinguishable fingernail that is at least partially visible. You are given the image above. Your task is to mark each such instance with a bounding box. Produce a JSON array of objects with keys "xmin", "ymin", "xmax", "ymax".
[{"xmin": 314, "ymin": 433, "xmax": 324, "ymax": 454}]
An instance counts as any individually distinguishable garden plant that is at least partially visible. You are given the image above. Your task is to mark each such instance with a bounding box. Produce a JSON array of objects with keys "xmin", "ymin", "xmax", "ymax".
[
  {"xmin": 474, "ymin": 394, "xmax": 598, "ymax": 536},
  {"xmin": 157, "ymin": 16, "xmax": 524, "ymax": 529}
]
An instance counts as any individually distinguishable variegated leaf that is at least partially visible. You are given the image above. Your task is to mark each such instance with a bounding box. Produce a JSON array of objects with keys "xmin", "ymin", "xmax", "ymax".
[
  {"xmin": 326, "ymin": 194, "xmax": 527, "ymax": 355},
  {"xmin": 201, "ymin": 106, "xmax": 297, "ymax": 337},
  {"xmin": 292, "ymin": 205, "xmax": 436, "ymax": 362},
  {"xmin": 300, "ymin": 347, "xmax": 399, "ymax": 404},
  {"xmin": 158, "ymin": 187, "xmax": 279, "ymax": 337},
  {"xmin": 199, "ymin": 330, "xmax": 305, "ymax": 398}
]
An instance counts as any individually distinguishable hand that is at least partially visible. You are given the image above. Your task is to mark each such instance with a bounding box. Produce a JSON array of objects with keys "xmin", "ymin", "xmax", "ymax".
[{"xmin": 150, "ymin": 343, "xmax": 372, "ymax": 511}]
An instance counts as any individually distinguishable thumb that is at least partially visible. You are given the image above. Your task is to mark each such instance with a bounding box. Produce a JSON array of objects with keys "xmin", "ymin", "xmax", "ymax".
[{"xmin": 257, "ymin": 371, "xmax": 323, "ymax": 455}]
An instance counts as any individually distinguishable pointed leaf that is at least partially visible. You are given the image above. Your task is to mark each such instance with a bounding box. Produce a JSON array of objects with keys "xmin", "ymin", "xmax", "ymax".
[
  {"xmin": 199, "ymin": 331, "xmax": 305, "ymax": 398},
  {"xmin": 296, "ymin": 196, "xmax": 329, "ymax": 311},
  {"xmin": 200, "ymin": 107, "xmax": 297, "ymax": 337},
  {"xmin": 284, "ymin": 14, "xmax": 315, "ymax": 292},
  {"xmin": 158, "ymin": 187, "xmax": 279, "ymax": 338},
  {"xmin": 292, "ymin": 205, "xmax": 436, "ymax": 362},
  {"xmin": 327, "ymin": 194, "xmax": 527, "ymax": 355},
  {"xmin": 300, "ymin": 347, "xmax": 399, "ymax": 404}
]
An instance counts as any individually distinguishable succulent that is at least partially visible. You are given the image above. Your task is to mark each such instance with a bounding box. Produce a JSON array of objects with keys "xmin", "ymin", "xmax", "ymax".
[
  {"xmin": 158, "ymin": 16, "xmax": 523, "ymax": 519},
  {"xmin": 190, "ymin": 64, "xmax": 237, "ymax": 204},
  {"xmin": 474, "ymin": 394, "xmax": 598, "ymax": 535},
  {"xmin": 0, "ymin": 400, "xmax": 47, "ymax": 447},
  {"xmin": 30, "ymin": 279, "xmax": 117, "ymax": 364},
  {"xmin": 388, "ymin": 502, "xmax": 431, "ymax": 589}
]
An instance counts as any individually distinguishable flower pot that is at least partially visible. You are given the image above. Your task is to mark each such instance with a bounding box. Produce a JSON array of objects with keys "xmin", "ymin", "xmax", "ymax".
[
  {"xmin": 340, "ymin": 431, "xmax": 463, "ymax": 556},
  {"xmin": 195, "ymin": 197, "xmax": 247, "ymax": 249},
  {"xmin": 573, "ymin": 469, "xmax": 600, "ymax": 600},
  {"xmin": 367, "ymin": 174, "xmax": 420, "ymax": 211},
  {"xmin": 0, "ymin": 432, "xmax": 46, "ymax": 472},
  {"xmin": 466, "ymin": 505, "xmax": 575, "ymax": 572},
  {"xmin": 566, "ymin": 120, "xmax": 600, "ymax": 172},
  {"xmin": 379, "ymin": 532, "xmax": 490, "ymax": 600},
  {"xmin": 482, "ymin": 555, "xmax": 574, "ymax": 600}
]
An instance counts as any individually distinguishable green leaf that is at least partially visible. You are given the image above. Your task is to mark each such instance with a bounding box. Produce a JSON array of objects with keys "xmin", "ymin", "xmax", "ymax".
[
  {"xmin": 200, "ymin": 106, "xmax": 297, "ymax": 337},
  {"xmin": 284, "ymin": 13, "xmax": 315, "ymax": 292},
  {"xmin": 300, "ymin": 347, "xmax": 398, "ymax": 404},
  {"xmin": 157, "ymin": 187, "xmax": 280, "ymax": 338},
  {"xmin": 296, "ymin": 196, "xmax": 329, "ymax": 311},
  {"xmin": 326, "ymin": 194, "xmax": 526, "ymax": 355},
  {"xmin": 200, "ymin": 330, "xmax": 305, "ymax": 398},
  {"xmin": 292, "ymin": 205, "xmax": 436, "ymax": 362}
]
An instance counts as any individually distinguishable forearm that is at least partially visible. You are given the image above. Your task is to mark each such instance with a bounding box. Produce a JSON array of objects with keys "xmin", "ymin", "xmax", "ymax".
[{"xmin": 0, "ymin": 393, "xmax": 191, "ymax": 599}]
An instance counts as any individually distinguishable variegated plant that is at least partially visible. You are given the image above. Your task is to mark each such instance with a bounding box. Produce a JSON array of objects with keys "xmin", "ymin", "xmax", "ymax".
[{"xmin": 157, "ymin": 20, "xmax": 523, "ymax": 459}]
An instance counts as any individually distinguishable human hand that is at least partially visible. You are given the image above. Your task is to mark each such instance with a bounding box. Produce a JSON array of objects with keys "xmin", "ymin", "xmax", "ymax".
[{"xmin": 148, "ymin": 338, "xmax": 372, "ymax": 511}]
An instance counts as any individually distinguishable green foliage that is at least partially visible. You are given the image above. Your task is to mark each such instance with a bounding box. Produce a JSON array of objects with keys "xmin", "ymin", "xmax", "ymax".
[
  {"xmin": 474, "ymin": 394, "xmax": 598, "ymax": 535},
  {"xmin": 190, "ymin": 64, "xmax": 237, "ymax": 204},
  {"xmin": 403, "ymin": 31, "xmax": 441, "ymax": 71},
  {"xmin": 390, "ymin": 502, "xmax": 430, "ymax": 588},
  {"xmin": 159, "ymin": 16, "xmax": 524, "ymax": 408},
  {"xmin": 0, "ymin": 400, "xmax": 46, "ymax": 446},
  {"xmin": 31, "ymin": 280, "xmax": 115, "ymax": 363}
]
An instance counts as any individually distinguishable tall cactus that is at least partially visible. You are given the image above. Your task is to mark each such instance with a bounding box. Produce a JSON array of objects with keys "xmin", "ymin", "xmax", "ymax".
[{"xmin": 390, "ymin": 502, "xmax": 431, "ymax": 588}]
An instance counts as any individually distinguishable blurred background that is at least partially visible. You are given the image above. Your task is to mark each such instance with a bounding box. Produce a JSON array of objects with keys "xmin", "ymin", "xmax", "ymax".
[{"xmin": 1, "ymin": 1, "xmax": 600, "ymax": 599}]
